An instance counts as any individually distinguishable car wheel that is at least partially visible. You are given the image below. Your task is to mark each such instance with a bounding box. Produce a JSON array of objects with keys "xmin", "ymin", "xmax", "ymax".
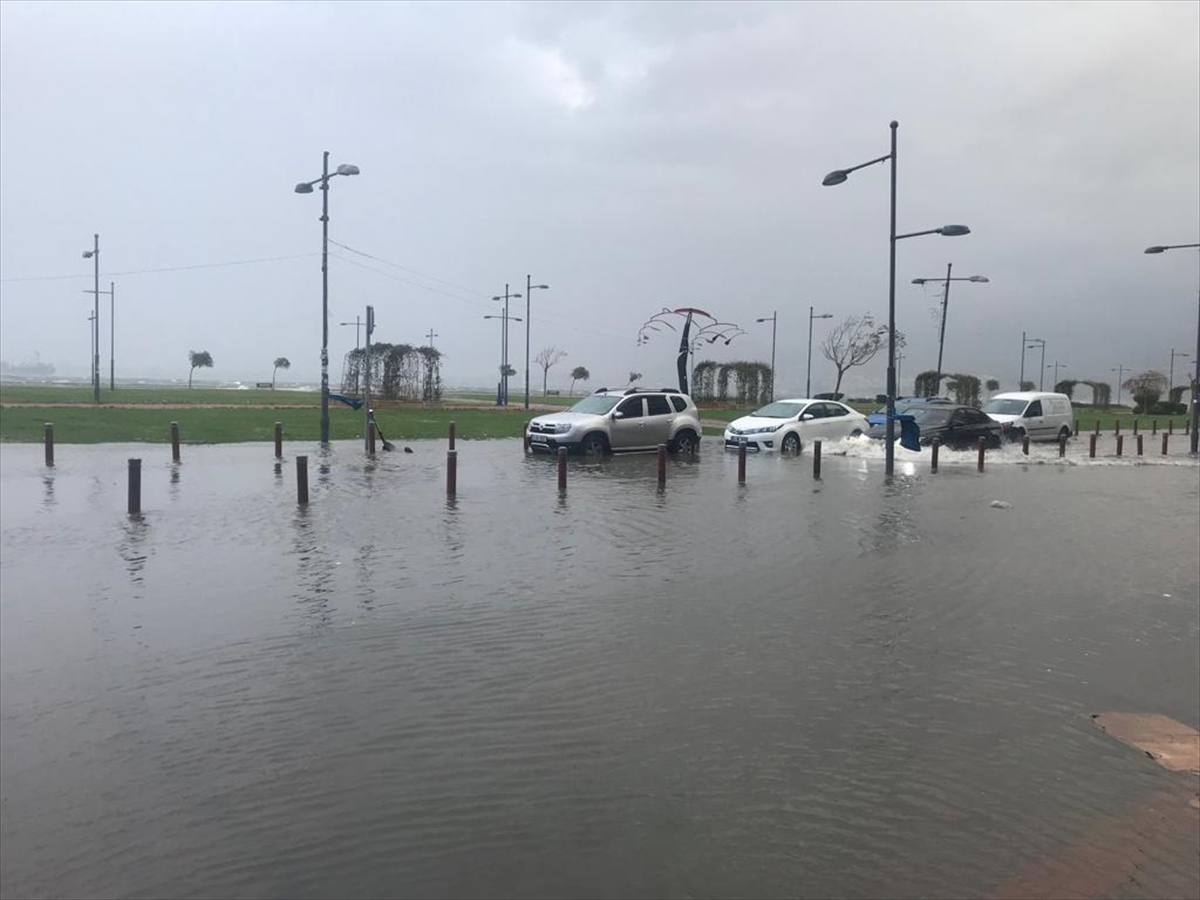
[
  {"xmin": 669, "ymin": 430, "xmax": 699, "ymax": 455},
  {"xmin": 849, "ymin": 429, "xmax": 863, "ymax": 438},
  {"xmin": 1057, "ymin": 426, "xmax": 1071, "ymax": 442},
  {"xmin": 781, "ymin": 432, "xmax": 801, "ymax": 455},
  {"xmin": 579, "ymin": 432, "xmax": 608, "ymax": 456},
  {"xmin": 1007, "ymin": 427, "xmax": 1026, "ymax": 444}
]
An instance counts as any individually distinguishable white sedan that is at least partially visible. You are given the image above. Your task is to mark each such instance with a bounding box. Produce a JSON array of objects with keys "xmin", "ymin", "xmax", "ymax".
[{"xmin": 723, "ymin": 398, "xmax": 869, "ymax": 453}]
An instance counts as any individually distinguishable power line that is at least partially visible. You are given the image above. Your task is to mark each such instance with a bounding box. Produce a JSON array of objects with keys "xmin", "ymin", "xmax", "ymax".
[
  {"xmin": 328, "ymin": 240, "xmax": 489, "ymax": 299},
  {"xmin": 0, "ymin": 252, "xmax": 318, "ymax": 283}
]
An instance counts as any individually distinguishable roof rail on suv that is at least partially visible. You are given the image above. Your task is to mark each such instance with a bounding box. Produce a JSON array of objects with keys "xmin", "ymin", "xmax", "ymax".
[{"xmin": 622, "ymin": 387, "xmax": 681, "ymax": 395}]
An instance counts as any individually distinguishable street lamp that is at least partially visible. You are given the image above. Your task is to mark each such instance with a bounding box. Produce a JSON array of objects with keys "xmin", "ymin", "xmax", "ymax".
[
  {"xmin": 484, "ymin": 313, "xmax": 522, "ymax": 405},
  {"xmin": 339, "ymin": 317, "xmax": 363, "ymax": 351},
  {"xmin": 1110, "ymin": 365, "xmax": 1134, "ymax": 408},
  {"xmin": 806, "ymin": 307, "xmax": 833, "ymax": 398},
  {"xmin": 1169, "ymin": 348, "xmax": 1189, "ymax": 404},
  {"xmin": 524, "ymin": 275, "xmax": 550, "ymax": 410},
  {"xmin": 755, "ymin": 312, "xmax": 777, "ymax": 402},
  {"xmin": 823, "ymin": 120, "xmax": 971, "ymax": 474},
  {"xmin": 82, "ymin": 282, "xmax": 116, "ymax": 390},
  {"xmin": 911, "ymin": 266, "xmax": 989, "ymax": 395},
  {"xmin": 81, "ymin": 235, "xmax": 100, "ymax": 402},
  {"xmin": 87, "ymin": 310, "xmax": 96, "ymax": 383},
  {"xmin": 1146, "ymin": 242, "xmax": 1200, "ymax": 454},
  {"xmin": 1024, "ymin": 338, "xmax": 1046, "ymax": 389},
  {"xmin": 1048, "ymin": 361, "xmax": 1066, "ymax": 388},
  {"xmin": 294, "ymin": 152, "xmax": 361, "ymax": 445},
  {"xmin": 492, "ymin": 285, "xmax": 523, "ymax": 406}
]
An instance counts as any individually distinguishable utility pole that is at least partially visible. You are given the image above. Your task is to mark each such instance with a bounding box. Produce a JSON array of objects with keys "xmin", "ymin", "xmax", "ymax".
[
  {"xmin": 82, "ymin": 281, "xmax": 115, "ymax": 390},
  {"xmin": 425, "ymin": 328, "xmax": 438, "ymax": 351},
  {"xmin": 81, "ymin": 234, "xmax": 100, "ymax": 401}
]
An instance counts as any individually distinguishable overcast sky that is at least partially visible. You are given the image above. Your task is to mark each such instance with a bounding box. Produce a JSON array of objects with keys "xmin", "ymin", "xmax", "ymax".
[{"xmin": 1, "ymin": 0, "xmax": 1198, "ymax": 397}]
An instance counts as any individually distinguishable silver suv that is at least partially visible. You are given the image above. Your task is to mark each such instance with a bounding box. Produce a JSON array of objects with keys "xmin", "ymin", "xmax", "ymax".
[{"xmin": 526, "ymin": 388, "xmax": 702, "ymax": 455}]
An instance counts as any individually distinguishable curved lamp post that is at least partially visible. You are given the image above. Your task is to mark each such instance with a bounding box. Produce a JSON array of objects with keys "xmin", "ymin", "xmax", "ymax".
[
  {"xmin": 81, "ymin": 236, "xmax": 100, "ymax": 402},
  {"xmin": 912, "ymin": 266, "xmax": 989, "ymax": 396},
  {"xmin": 755, "ymin": 312, "xmax": 777, "ymax": 402},
  {"xmin": 807, "ymin": 307, "xmax": 833, "ymax": 398},
  {"xmin": 295, "ymin": 154, "xmax": 360, "ymax": 445},
  {"xmin": 1145, "ymin": 243, "xmax": 1200, "ymax": 454},
  {"xmin": 823, "ymin": 121, "xmax": 970, "ymax": 474},
  {"xmin": 492, "ymin": 285, "xmax": 523, "ymax": 406}
]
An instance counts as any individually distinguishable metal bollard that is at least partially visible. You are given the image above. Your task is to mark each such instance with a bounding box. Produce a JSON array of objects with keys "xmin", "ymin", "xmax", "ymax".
[
  {"xmin": 1136, "ymin": 434, "xmax": 1143, "ymax": 456},
  {"xmin": 368, "ymin": 420, "xmax": 376, "ymax": 455},
  {"xmin": 523, "ymin": 423, "xmax": 530, "ymax": 453},
  {"xmin": 930, "ymin": 437, "xmax": 940, "ymax": 472},
  {"xmin": 1115, "ymin": 419, "xmax": 1121, "ymax": 436},
  {"xmin": 1133, "ymin": 419, "xmax": 1139, "ymax": 436},
  {"xmin": 296, "ymin": 455, "xmax": 309, "ymax": 505},
  {"xmin": 1094, "ymin": 420, "xmax": 1100, "ymax": 436},
  {"xmin": 1116, "ymin": 435, "xmax": 1124, "ymax": 457},
  {"xmin": 127, "ymin": 458, "xmax": 142, "ymax": 515},
  {"xmin": 170, "ymin": 421, "xmax": 181, "ymax": 463},
  {"xmin": 977, "ymin": 436, "xmax": 986, "ymax": 472},
  {"xmin": 1059, "ymin": 435, "xmax": 1067, "ymax": 458},
  {"xmin": 1022, "ymin": 434, "xmax": 1030, "ymax": 456},
  {"xmin": 1162, "ymin": 433, "xmax": 1169, "ymax": 455},
  {"xmin": 449, "ymin": 421, "xmax": 456, "ymax": 451},
  {"xmin": 274, "ymin": 422, "xmax": 283, "ymax": 459},
  {"xmin": 557, "ymin": 446, "xmax": 568, "ymax": 492},
  {"xmin": 737, "ymin": 442, "xmax": 747, "ymax": 483},
  {"xmin": 447, "ymin": 449, "xmax": 457, "ymax": 496},
  {"xmin": 44, "ymin": 423, "xmax": 54, "ymax": 467},
  {"xmin": 1089, "ymin": 434, "xmax": 1097, "ymax": 458},
  {"xmin": 1169, "ymin": 419, "xmax": 1174, "ymax": 435},
  {"xmin": 1152, "ymin": 419, "xmax": 1157, "ymax": 435},
  {"xmin": 813, "ymin": 440, "xmax": 822, "ymax": 478},
  {"xmin": 657, "ymin": 443, "xmax": 666, "ymax": 489},
  {"xmin": 1073, "ymin": 419, "xmax": 1079, "ymax": 437}
]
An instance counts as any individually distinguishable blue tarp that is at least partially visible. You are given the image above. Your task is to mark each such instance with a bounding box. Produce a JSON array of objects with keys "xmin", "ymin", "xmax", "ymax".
[{"xmin": 329, "ymin": 393, "xmax": 364, "ymax": 410}]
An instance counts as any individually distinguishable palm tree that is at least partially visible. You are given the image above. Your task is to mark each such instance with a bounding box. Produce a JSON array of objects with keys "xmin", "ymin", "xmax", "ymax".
[
  {"xmin": 627, "ymin": 371, "xmax": 642, "ymax": 386},
  {"xmin": 272, "ymin": 357, "xmax": 290, "ymax": 389},
  {"xmin": 569, "ymin": 365, "xmax": 590, "ymax": 396},
  {"xmin": 187, "ymin": 350, "xmax": 213, "ymax": 388}
]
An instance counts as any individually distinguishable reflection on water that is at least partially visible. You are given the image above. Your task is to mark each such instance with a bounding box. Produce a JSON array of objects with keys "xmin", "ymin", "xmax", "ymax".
[{"xmin": 0, "ymin": 440, "xmax": 1197, "ymax": 900}]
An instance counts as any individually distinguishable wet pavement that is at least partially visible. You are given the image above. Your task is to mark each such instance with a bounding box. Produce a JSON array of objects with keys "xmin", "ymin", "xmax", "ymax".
[{"xmin": 1, "ymin": 438, "xmax": 1197, "ymax": 899}]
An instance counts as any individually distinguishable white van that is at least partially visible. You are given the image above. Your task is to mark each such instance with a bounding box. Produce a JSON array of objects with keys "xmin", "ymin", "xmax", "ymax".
[{"xmin": 982, "ymin": 391, "xmax": 1074, "ymax": 442}]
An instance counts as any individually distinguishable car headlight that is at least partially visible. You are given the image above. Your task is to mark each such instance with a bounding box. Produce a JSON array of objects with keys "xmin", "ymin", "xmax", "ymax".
[
  {"xmin": 747, "ymin": 425, "xmax": 782, "ymax": 434},
  {"xmin": 553, "ymin": 423, "xmax": 573, "ymax": 434}
]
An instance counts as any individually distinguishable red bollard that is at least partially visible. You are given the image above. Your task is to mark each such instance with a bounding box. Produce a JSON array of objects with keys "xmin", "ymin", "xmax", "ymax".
[
  {"xmin": 170, "ymin": 421, "xmax": 181, "ymax": 463},
  {"xmin": 44, "ymin": 422, "xmax": 54, "ymax": 467},
  {"xmin": 930, "ymin": 437, "xmax": 940, "ymax": 472},
  {"xmin": 1089, "ymin": 434, "xmax": 1097, "ymax": 458},
  {"xmin": 296, "ymin": 455, "xmax": 309, "ymax": 505},
  {"xmin": 274, "ymin": 421, "xmax": 283, "ymax": 459},
  {"xmin": 447, "ymin": 449, "xmax": 457, "ymax": 496},
  {"xmin": 1136, "ymin": 434, "xmax": 1143, "ymax": 456},
  {"xmin": 557, "ymin": 446, "xmax": 567, "ymax": 492},
  {"xmin": 737, "ymin": 442, "xmax": 747, "ymax": 484},
  {"xmin": 657, "ymin": 443, "xmax": 666, "ymax": 489},
  {"xmin": 449, "ymin": 421, "xmax": 456, "ymax": 451},
  {"xmin": 977, "ymin": 436, "xmax": 986, "ymax": 472},
  {"xmin": 813, "ymin": 440, "xmax": 822, "ymax": 478},
  {"xmin": 1116, "ymin": 435, "xmax": 1124, "ymax": 457},
  {"xmin": 1022, "ymin": 434, "xmax": 1030, "ymax": 456},
  {"xmin": 1162, "ymin": 433, "xmax": 1169, "ymax": 455}
]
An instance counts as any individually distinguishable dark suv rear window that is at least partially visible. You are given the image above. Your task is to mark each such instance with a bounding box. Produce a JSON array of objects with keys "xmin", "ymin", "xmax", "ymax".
[
  {"xmin": 670, "ymin": 396, "xmax": 687, "ymax": 412},
  {"xmin": 646, "ymin": 395, "xmax": 671, "ymax": 416}
]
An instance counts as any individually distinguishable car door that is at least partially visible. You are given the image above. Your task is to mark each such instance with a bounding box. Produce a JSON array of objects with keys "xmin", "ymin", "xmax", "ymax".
[
  {"xmin": 820, "ymin": 402, "xmax": 855, "ymax": 440},
  {"xmin": 955, "ymin": 407, "xmax": 995, "ymax": 446},
  {"xmin": 643, "ymin": 394, "xmax": 674, "ymax": 447},
  {"xmin": 610, "ymin": 396, "xmax": 646, "ymax": 450},
  {"xmin": 1022, "ymin": 399, "xmax": 1046, "ymax": 440},
  {"xmin": 794, "ymin": 402, "xmax": 825, "ymax": 443}
]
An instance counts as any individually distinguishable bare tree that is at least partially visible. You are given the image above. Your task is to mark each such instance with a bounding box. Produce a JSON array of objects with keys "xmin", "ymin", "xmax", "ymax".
[
  {"xmin": 627, "ymin": 371, "xmax": 642, "ymax": 386},
  {"xmin": 819, "ymin": 315, "xmax": 905, "ymax": 395},
  {"xmin": 535, "ymin": 346, "xmax": 568, "ymax": 395}
]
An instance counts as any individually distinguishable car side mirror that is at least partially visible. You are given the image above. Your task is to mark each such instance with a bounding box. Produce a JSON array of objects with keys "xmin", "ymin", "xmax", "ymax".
[
  {"xmin": 800, "ymin": 413, "xmax": 814, "ymax": 421},
  {"xmin": 612, "ymin": 411, "xmax": 625, "ymax": 419}
]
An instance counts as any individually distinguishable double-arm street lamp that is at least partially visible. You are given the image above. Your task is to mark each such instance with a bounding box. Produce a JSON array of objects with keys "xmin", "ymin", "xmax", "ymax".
[
  {"xmin": 1145, "ymin": 242, "xmax": 1200, "ymax": 454},
  {"xmin": 911, "ymin": 265, "xmax": 989, "ymax": 395},
  {"xmin": 294, "ymin": 152, "xmax": 361, "ymax": 445},
  {"xmin": 81, "ymin": 235, "xmax": 100, "ymax": 402},
  {"xmin": 82, "ymin": 281, "xmax": 116, "ymax": 390},
  {"xmin": 823, "ymin": 120, "xmax": 971, "ymax": 474},
  {"xmin": 1048, "ymin": 361, "xmax": 1066, "ymax": 388},
  {"xmin": 1169, "ymin": 348, "xmax": 1189, "ymax": 402},
  {"xmin": 1024, "ymin": 338, "xmax": 1047, "ymax": 390},
  {"xmin": 492, "ymin": 285, "xmax": 522, "ymax": 406},
  {"xmin": 755, "ymin": 312, "xmax": 778, "ymax": 402},
  {"xmin": 806, "ymin": 307, "xmax": 833, "ymax": 398}
]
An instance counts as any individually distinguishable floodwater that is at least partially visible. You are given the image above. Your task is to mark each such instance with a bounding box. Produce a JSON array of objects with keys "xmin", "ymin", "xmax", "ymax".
[{"xmin": 1, "ymin": 437, "xmax": 1198, "ymax": 900}]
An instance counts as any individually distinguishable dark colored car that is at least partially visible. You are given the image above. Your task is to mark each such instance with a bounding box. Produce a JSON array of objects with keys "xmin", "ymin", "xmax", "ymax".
[
  {"xmin": 867, "ymin": 404, "xmax": 1003, "ymax": 449},
  {"xmin": 864, "ymin": 396, "xmax": 955, "ymax": 428}
]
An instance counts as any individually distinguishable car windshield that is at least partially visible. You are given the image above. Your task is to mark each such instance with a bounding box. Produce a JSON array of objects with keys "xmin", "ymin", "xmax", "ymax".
[
  {"xmin": 751, "ymin": 401, "xmax": 805, "ymax": 419},
  {"xmin": 568, "ymin": 395, "xmax": 621, "ymax": 414},
  {"xmin": 909, "ymin": 408, "xmax": 955, "ymax": 426},
  {"xmin": 983, "ymin": 398, "xmax": 1028, "ymax": 415}
]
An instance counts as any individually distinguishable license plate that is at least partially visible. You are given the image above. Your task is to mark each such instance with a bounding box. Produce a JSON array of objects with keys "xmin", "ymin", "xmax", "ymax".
[{"xmin": 530, "ymin": 434, "xmax": 548, "ymax": 442}]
